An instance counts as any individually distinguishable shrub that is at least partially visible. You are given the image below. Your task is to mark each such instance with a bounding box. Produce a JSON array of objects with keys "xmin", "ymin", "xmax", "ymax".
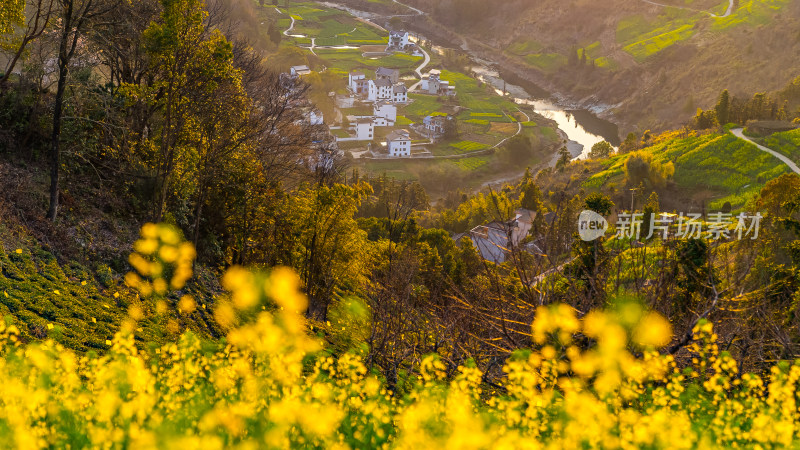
[{"xmin": 624, "ymin": 151, "xmax": 675, "ymax": 188}]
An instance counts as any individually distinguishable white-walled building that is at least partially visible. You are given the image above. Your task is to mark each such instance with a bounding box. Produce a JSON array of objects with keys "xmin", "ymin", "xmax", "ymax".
[
  {"xmin": 374, "ymin": 101, "xmax": 397, "ymax": 126},
  {"xmin": 353, "ymin": 118, "xmax": 375, "ymax": 141},
  {"xmin": 423, "ymin": 115, "xmax": 448, "ymax": 137},
  {"xmin": 348, "ymin": 71, "xmax": 366, "ymax": 92},
  {"xmin": 386, "ymin": 130, "xmax": 411, "ymax": 157},
  {"xmin": 290, "ymin": 65, "xmax": 312, "ymax": 77},
  {"xmin": 376, "ymin": 67, "xmax": 400, "ymax": 84},
  {"xmin": 419, "ymin": 69, "xmax": 455, "ymax": 96},
  {"xmin": 306, "ymin": 109, "xmax": 324, "ymax": 126},
  {"xmin": 393, "ymin": 84, "xmax": 408, "ymax": 103},
  {"xmin": 368, "ymin": 78, "xmax": 393, "ymax": 102},
  {"xmin": 388, "ymin": 31, "xmax": 410, "ymax": 50}
]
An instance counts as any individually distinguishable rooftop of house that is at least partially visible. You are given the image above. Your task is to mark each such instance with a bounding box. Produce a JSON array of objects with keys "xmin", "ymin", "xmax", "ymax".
[
  {"xmin": 390, "ymin": 30, "xmax": 408, "ymax": 37},
  {"xmin": 514, "ymin": 208, "xmax": 537, "ymax": 225},
  {"xmin": 373, "ymin": 78, "xmax": 393, "ymax": 88},
  {"xmin": 375, "ymin": 100, "xmax": 394, "ymax": 109},
  {"xmin": 393, "ymin": 84, "xmax": 407, "ymax": 94},
  {"xmin": 424, "ymin": 114, "xmax": 449, "ymax": 124},
  {"xmin": 451, "ymin": 232, "xmax": 467, "ymax": 242},
  {"xmin": 470, "ymin": 222, "xmax": 509, "ymax": 244},
  {"xmin": 291, "ymin": 65, "xmax": 311, "ymax": 74},
  {"xmin": 386, "ymin": 130, "xmax": 410, "ymax": 142},
  {"xmin": 376, "ymin": 67, "xmax": 399, "ymax": 76},
  {"xmin": 350, "ymin": 71, "xmax": 365, "ymax": 77},
  {"xmin": 356, "ymin": 117, "xmax": 374, "ymax": 125}
]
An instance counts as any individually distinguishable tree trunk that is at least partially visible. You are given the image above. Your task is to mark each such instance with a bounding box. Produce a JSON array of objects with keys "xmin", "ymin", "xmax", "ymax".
[
  {"xmin": 47, "ymin": 24, "xmax": 72, "ymax": 221},
  {"xmin": 192, "ymin": 187, "xmax": 205, "ymax": 249}
]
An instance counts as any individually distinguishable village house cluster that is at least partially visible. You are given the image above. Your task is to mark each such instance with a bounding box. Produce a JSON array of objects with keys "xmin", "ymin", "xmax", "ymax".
[
  {"xmin": 331, "ymin": 64, "xmax": 416, "ymax": 157},
  {"xmin": 285, "ymin": 30, "xmax": 459, "ymax": 159}
]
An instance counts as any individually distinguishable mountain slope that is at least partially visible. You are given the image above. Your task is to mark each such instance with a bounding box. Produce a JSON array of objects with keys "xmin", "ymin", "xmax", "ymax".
[{"xmin": 400, "ymin": 0, "xmax": 800, "ymax": 132}]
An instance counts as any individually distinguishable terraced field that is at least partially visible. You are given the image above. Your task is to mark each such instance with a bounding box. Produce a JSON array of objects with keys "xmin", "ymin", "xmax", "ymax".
[
  {"xmin": 763, "ymin": 129, "xmax": 800, "ymax": 165},
  {"xmin": 582, "ymin": 133, "xmax": 789, "ymax": 210}
]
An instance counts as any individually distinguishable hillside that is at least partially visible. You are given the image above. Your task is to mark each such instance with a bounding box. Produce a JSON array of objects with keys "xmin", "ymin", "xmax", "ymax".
[
  {"xmin": 396, "ymin": 0, "xmax": 800, "ymax": 132},
  {"xmin": 8, "ymin": 0, "xmax": 800, "ymax": 446}
]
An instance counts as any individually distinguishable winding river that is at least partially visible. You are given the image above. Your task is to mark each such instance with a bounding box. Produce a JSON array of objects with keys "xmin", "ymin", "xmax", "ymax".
[{"xmin": 469, "ymin": 65, "xmax": 621, "ymax": 159}]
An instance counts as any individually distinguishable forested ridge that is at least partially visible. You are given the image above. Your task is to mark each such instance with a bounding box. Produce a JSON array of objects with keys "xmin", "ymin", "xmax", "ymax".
[{"xmin": 3, "ymin": 0, "xmax": 800, "ymax": 447}]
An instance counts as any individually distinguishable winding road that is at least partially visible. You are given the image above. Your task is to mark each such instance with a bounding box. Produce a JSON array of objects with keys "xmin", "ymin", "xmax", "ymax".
[
  {"xmin": 276, "ymin": 8, "xmax": 296, "ymax": 36},
  {"xmin": 730, "ymin": 128, "xmax": 800, "ymax": 175},
  {"xmin": 491, "ymin": 109, "xmax": 528, "ymax": 150},
  {"xmin": 392, "ymin": 0, "xmax": 424, "ymax": 16},
  {"xmin": 409, "ymin": 47, "xmax": 431, "ymax": 91},
  {"xmin": 640, "ymin": 0, "xmax": 734, "ymax": 18}
]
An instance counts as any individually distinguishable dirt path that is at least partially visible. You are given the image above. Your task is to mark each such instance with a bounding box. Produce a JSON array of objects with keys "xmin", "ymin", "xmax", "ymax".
[
  {"xmin": 731, "ymin": 128, "xmax": 800, "ymax": 174},
  {"xmin": 392, "ymin": 0, "xmax": 424, "ymax": 16},
  {"xmin": 276, "ymin": 8, "xmax": 320, "ymax": 55},
  {"xmin": 276, "ymin": 8, "xmax": 297, "ymax": 36},
  {"xmin": 490, "ymin": 109, "xmax": 527, "ymax": 150},
  {"xmin": 640, "ymin": 0, "xmax": 734, "ymax": 18}
]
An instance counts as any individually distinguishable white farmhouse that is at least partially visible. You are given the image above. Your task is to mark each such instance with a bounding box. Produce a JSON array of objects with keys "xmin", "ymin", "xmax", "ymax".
[
  {"xmin": 348, "ymin": 71, "xmax": 366, "ymax": 93},
  {"xmin": 420, "ymin": 70, "xmax": 440, "ymax": 94},
  {"xmin": 290, "ymin": 65, "xmax": 312, "ymax": 77},
  {"xmin": 388, "ymin": 31, "xmax": 410, "ymax": 50},
  {"xmin": 386, "ymin": 130, "xmax": 411, "ymax": 157},
  {"xmin": 419, "ymin": 69, "xmax": 455, "ymax": 96},
  {"xmin": 353, "ymin": 118, "xmax": 375, "ymax": 141},
  {"xmin": 392, "ymin": 84, "xmax": 408, "ymax": 103},
  {"xmin": 368, "ymin": 78, "xmax": 393, "ymax": 102},
  {"xmin": 306, "ymin": 109, "xmax": 324, "ymax": 126},
  {"xmin": 376, "ymin": 67, "xmax": 400, "ymax": 84},
  {"xmin": 373, "ymin": 101, "xmax": 397, "ymax": 127},
  {"xmin": 423, "ymin": 115, "xmax": 447, "ymax": 137}
]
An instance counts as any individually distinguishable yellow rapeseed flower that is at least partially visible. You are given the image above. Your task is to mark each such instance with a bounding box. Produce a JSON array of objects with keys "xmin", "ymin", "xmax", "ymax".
[
  {"xmin": 178, "ymin": 295, "xmax": 196, "ymax": 314},
  {"xmin": 633, "ymin": 312, "xmax": 673, "ymax": 348}
]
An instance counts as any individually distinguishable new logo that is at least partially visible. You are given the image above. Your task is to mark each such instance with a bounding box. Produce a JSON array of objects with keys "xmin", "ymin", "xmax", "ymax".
[{"xmin": 578, "ymin": 210, "xmax": 608, "ymax": 242}]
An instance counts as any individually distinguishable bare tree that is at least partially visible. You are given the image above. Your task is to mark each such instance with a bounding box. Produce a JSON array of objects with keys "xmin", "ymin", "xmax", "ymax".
[
  {"xmin": 0, "ymin": 0, "xmax": 56, "ymax": 87},
  {"xmin": 47, "ymin": 0, "xmax": 115, "ymax": 220}
]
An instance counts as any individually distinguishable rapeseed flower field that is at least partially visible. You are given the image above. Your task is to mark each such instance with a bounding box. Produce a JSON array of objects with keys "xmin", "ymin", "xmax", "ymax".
[{"xmin": 0, "ymin": 224, "xmax": 798, "ymax": 448}]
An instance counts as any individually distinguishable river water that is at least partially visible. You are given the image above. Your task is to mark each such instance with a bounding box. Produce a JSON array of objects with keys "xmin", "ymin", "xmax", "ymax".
[{"xmin": 469, "ymin": 66, "xmax": 621, "ymax": 159}]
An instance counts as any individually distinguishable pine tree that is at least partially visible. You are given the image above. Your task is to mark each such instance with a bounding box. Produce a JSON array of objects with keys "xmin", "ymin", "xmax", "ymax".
[
  {"xmin": 642, "ymin": 191, "xmax": 659, "ymax": 239},
  {"xmin": 715, "ymin": 89, "xmax": 730, "ymax": 126},
  {"xmin": 589, "ymin": 141, "xmax": 613, "ymax": 159},
  {"xmin": 556, "ymin": 146, "xmax": 571, "ymax": 171},
  {"xmin": 520, "ymin": 169, "xmax": 544, "ymax": 213}
]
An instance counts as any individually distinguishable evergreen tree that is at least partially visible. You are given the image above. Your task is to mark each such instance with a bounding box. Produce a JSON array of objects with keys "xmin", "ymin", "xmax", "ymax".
[
  {"xmin": 619, "ymin": 132, "xmax": 639, "ymax": 154},
  {"xmin": 556, "ymin": 146, "xmax": 571, "ymax": 171},
  {"xmin": 519, "ymin": 168, "xmax": 544, "ymax": 213},
  {"xmin": 642, "ymin": 191, "xmax": 659, "ymax": 239},
  {"xmin": 589, "ymin": 141, "xmax": 613, "ymax": 159},
  {"xmin": 715, "ymin": 89, "xmax": 730, "ymax": 126},
  {"xmin": 584, "ymin": 192, "xmax": 614, "ymax": 216}
]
